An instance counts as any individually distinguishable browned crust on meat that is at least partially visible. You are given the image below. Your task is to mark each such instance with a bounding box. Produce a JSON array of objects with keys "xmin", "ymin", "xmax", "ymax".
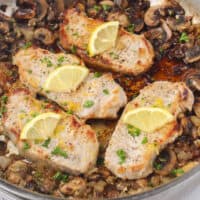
[{"xmin": 59, "ymin": 8, "xmax": 154, "ymax": 76}]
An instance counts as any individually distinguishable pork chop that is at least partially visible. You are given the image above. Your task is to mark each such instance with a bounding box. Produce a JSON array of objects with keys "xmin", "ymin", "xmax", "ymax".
[
  {"xmin": 59, "ymin": 8, "xmax": 154, "ymax": 75},
  {"xmin": 13, "ymin": 47, "xmax": 127, "ymax": 120},
  {"xmin": 105, "ymin": 81, "xmax": 194, "ymax": 179},
  {"xmin": 2, "ymin": 87, "xmax": 99, "ymax": 174}
]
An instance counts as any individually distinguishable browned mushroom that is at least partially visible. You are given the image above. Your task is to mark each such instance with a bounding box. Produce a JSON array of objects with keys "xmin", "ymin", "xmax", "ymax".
[
  {"xmin": 166, "ymin": 15, "xmax": 192, "ymax": 32},
  {"xmin": 55, "ymin": 0, "xmax": 65, "ymax": 14},
  {"xmin": 184, "ymin": 45, "xmax": 200, "ymax": 63},
  {"xmin": 144, "ymin": 6, "xmax": 162, "ymax": 27},
  {"xmin": 34, "ymin": 28, "xmax": 55, "ymax": 45},
  {"xmin": 14, "ymin": 0, "xmax": 36, "ymax": 20},
  {"xmin": 114, "ymin": 0, "xmax": 128, "ymax": 9},
  {"xmin": 154, "ymin": 149, "xmax": 177, "ymax": 176},
  {"xmin": 107, "ymin": 12, "xmax": 130, "ymax": 27},
  {"xmin": 144, "ymin": 21, "xmax": 172, "ymax": 43},
  {"xmin": 36, "ymin": 0, "xmax": 48, "ymax": 21},
  {"xmin": 0, "ymin": 21, "xmax": 9, "ymax": 34},
  {"xmin": 184, "ymin": 69, "xmax": 200, "ymax": 91}
]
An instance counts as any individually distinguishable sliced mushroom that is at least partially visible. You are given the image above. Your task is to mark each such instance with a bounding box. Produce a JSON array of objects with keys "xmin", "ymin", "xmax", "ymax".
[
  {"xmin": 184, "ymin": 69, "xmax": 200, "ymax": 91},
  {"xmin": 144, "ymin": 21, "xmax": 172, "ymax": 43},
  {"xmin": 14, "ymin": 0, "xmax": 36, "ymax": 20},
  {"xmin": 17, "ymin": 26, "xmax": 34, "ymax": 41},
  {"xmin": 55, "ymin": 0, "xmax": 65, "ymax": 14},
  {"xmin": 36, "ymin": 0, "xmax": 48, "ymax": 21},
  {"xmin": 34, "ymin": 28, "xmax": 55, "ymax": 45},
  {"xmin": 154, "ymin": 149, "xmax": 177, "ymax": 176},
  {"xmin": 0, "ymin": 21, "xmax": 9, "ymax": 34},
  {"xmin": 144, "ymin": 6, "xmax": 162, "ymax": 27},
  {"xmin": 114, "ymin": 0, "xmax": 129, "ymax": 9},
  {"xmin": 184, "ymin": 45, "xmax": 200, "ymax": 63},
  {"xmin": 107, "ymin": 12, "xmax": 130, "ymax": 27},
  {"xmin": 166, "ymin": 15, "xmax": 191, "ymax": 32}
]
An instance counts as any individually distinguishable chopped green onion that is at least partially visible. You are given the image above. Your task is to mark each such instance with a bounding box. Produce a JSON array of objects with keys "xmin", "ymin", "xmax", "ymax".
[
  {"xmin": 93, "ymin": 5, "xmax": 101, "ymax": 12},
  {"xmin": 71, "ymin": 45, "xmax": 77, "ymax": 54},
  {"xmin": 40, "ymin": 57, "xmax": 53, "ymax": 67}
]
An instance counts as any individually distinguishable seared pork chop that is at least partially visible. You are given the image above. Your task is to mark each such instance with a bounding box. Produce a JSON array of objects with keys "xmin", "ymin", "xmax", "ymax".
[
  {"xmin": 2, "ymin": 87, "xmax": 99, "ymax": 174},
  {"xmin": 13, "ymin": 47, "xmax": 127, "ymax": 120},
  {"xmin": 59, "ymin": 8, "xmax": 154, "ymax": 75},
  {"xmin": 105, "ymin": 81, "xmax": 194, "ymax": 179}
]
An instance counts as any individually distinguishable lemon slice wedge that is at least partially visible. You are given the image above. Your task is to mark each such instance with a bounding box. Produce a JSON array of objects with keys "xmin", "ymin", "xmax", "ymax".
[
  {"xmin": 43, "ymin": 65, "xmax": 89, "ymax": 92},
  {"xmin": 20, "ymin": 112, "xmax": 61, "ymax": 140},
  {"xmin": 123, "ymin": 107, "xmax": 174, "ymax": 133},
  {"xmin": 88, "ymin": 21, "xmax": 119, "ymax": 56}
]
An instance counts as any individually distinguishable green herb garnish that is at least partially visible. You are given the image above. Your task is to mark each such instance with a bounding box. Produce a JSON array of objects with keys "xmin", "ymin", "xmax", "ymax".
[
  {"xmin": 51, "ymin": 146, "xmax": 68, "ymax": 158},
  {"xmin": 93, "ymin": 5, "xmax": 101, "ymax": 12},
  {"xmin": 116, "ymin": 149, "xmax": 126, "ymax": 164},
  {"xmin": 1, "ymin": 95, "xmax": 7, "ymax": 104},
  {"xmin": 83, "ymin": 100, "xmax": 94, "ymax": 108},
  {"xmin": 53, "ymin": 172, "xmax": 69, "ymax": 182},
  {"xmin": 57, "ymin": 56, "xmax": 65, "ymax": 67},
  {"xmin": 23, "ymin": 41, "xmax": 32, "ymax": 49},
  {"xmin": 66, "ymin": 110, "xmax": 73, "ymax": 115},
  {"xmin": 171, "ymin": 168, "xmax": 184, "ymax": 176},
  {"xmin": 127, "ymin": 125, "xmax": 141, "ymax": 137},
  {"xmin": 103, "ymin": 89, "xmax": 109, "ymax": 95},
  {"xmin": 40, "ymin": 57, "xmax": 53, "ymax": 67},
  {"xmin": 127, "ymin": 24, "xmax": 135, "ymax": 33},
  {"xmin": 71, "ymin": 45, "xmax": 77, "ymax": 54},
  {"xmin": 94, "ymin": 72, "xmax": 102, "ymax": 78},
  {"xmin": 42, "ymin": 138, "xmax": 51, "ymax": 148},
  {"xmin": 142, "ymin": 137, "xmax": 148, "ymax": 144},
  {"xmin": 153, "ymin": 162, "xmax": 162, "ymax": 170},
  {"xmin": 179, "ymin": 32, "xmax": 189, "ymax": 43},
  {"xmin": 102, "ymin": 4, "xmax": 111, "ymax": 11},
  {"xmin": 23, "ymin": 142, "xmax": 30, "ymax": 150}
]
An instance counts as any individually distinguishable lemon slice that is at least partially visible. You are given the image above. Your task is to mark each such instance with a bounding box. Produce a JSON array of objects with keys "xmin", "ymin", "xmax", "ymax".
[
  {"xmin": 20, "ymin": 112, "xmax": 61, "ymax": 140},
  {"xmin": 88, "ymin": 21, "xmax": 119, "ymax": 56},
  {"xmin": 43, "ymin": 65, "xmax": 89, "ymax": 92},
  {"xmin": 123, "ymin": 107, "xmax": 174, "ymax": 133}
]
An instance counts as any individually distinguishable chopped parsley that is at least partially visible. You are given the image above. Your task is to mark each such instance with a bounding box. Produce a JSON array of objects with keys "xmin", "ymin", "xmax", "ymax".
[
  {"xmin": 116, "ymin": 149, "xmax": 126, "ymax": 164},
  {"xmin": 66, "ymin": 110, "xmax": 73, "ymax": 115},
  {"xmin": 53, "ymin": 171, "xmax": 69, "ymax": 182},
  {"xmin": 153, "ymin": 162, "xmax": 162, "ymax": 170},
  {"xmin": 57, "ymin": 56, "xmax": 65, "ymax": 67},
  {"xmin": 83, "ymin": 100, "xmax": 94, "ymax": 108},
  {"xmin": 40, "ymin": 57, "xmax": 53, "ymax": 67},
  {"xmin": 102, "ymin": 4, "xmax": 111, "ymax": 11},
  {"xmin": 1, "ymin": 95, "xmax": 7, "ymax": 104},
  {"xmin": 109, "ymin": 52, "xmax": 119, "ymax": 59},
  {"xmin": 103, "ymin": 89, "xmax": 109, "ymax": 95},
  {"xmin": 23, "ymin": 142, "xmax": 30, "ymax": 150},
  {"xmin": 28, "ymin": 69, "xmax": 32, "ymax": 74},
  {"xmin": 23, "ymin": 41, "xmax": 32, "ymax": 49},
  {"xmin": 142, "ymin": 137, "xmax": 148, "ymax": 144},
  {"xmin": 51, "ymin": 146, "xmax": 68, "ymax": 158},
  {"xmin": 72, "ymin": 32, "xmax": 79, "ymax": 37},
  {"xmin": 127, "ymin": 24, "xmax": 135, "ymax": 33},
  {"xmin": 127, "ymin": 125, "xmax": 141, "ymax": 137},
  {"xmin": 179, "ymin": 32, "xmax": 189, "ymax": 43},
  {"xmin": 42, "ymin": 138, "xmax": 51, "ymax": 148},
  {"xmin": 171, "ymin": 168, "xmax": 184, "ymax": 176},
  {"xmin": 93, "ymin": 5, "xmax": 101, "ymax": 12},
  {"xmin": 0, "ymin": 95, "xmax": 8, "ymax": 117},
  {"xmin": 94, "ymin": 72, "xmax": 102, "ymax": 78},
  {"xmin": 71, "ymin": 45, "xmax": 77, "ymax": 54}
]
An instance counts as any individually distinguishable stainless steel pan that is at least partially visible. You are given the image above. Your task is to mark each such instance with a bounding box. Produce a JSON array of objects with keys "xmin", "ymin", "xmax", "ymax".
[{"xmin": 0, "ymin": 0, "xmax": 199, "ymax": 199}]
